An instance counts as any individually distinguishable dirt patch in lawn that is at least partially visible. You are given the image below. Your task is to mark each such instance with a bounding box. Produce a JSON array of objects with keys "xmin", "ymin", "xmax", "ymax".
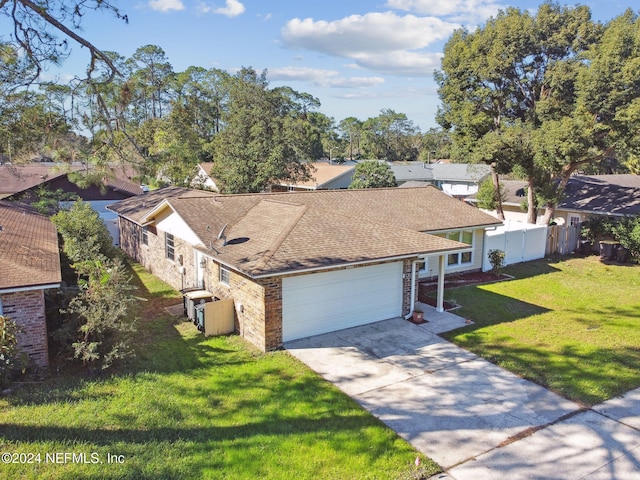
[{"xmin": 418, "ymin": 271, "xmax": 511, "ymax": 310}]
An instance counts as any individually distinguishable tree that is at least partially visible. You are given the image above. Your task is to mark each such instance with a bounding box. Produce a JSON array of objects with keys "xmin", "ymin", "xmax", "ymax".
[
  {"xmin": 419, "ymin": 128, "xmax": 451, "ymax": 162},
  {"xmin": 125, "ymin": 45, "xmax": 174, "ymax": 121},
  {"xmin": 50, "ymin": 199, "xmax": 138, "ymax": 370},
  {"xmin": 61, "ymin": 258, "xmax": 139, "ymax": 370},
  {"xmin": 210, "ymin": 68, "xmax": 316, "ymax": 193},
  {"xmin": 476, "ymin": 179, "xmax": 507, "ymax": 211},
  {"xmin": 360, "ymin": 109, "xmax": 419, "ymax": 161},
  {"xmin": 349, "ymin": 161, "xmax": 396, "ymax": 189},
  {"xmin": 0, "ymin": 0, "xmax": 127, "ymax": 83},
  {"xmin": 0, "ymin": 89, "xmax": 71, "ymax": 160},
  {"xmin": 338, "ymin": 116, "xmax": 362, "ymax": 160},
  {"xmin": 436, "ymin": 2, "xmax": 600, "ymax": 223},
  {"xmin": 51, "ymin": 200, "xmax": 117, "ymax": 265}
]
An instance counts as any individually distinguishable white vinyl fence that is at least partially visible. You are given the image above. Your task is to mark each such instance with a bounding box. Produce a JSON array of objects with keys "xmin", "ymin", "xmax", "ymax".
[{"xmin": 482, "ymin": 221, "xmax": 547, "ymax": 271}]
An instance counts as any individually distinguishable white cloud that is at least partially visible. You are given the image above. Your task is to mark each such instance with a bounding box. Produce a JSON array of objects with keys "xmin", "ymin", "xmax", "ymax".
[
  {"xmin": 281, "ymin": 12, "xmax": 455, "ymax": 77},
  {"xmin": 352, "ymin": 51, "xmax": 443, "ymax": 77},
  {"xmin": 385, "ymin": 0, "xmax": 503, "ymax": 23},
  {"xmin": 148, "ymin": 0, "xmax": 184, "ymax": 12},
  {"xmin": 213, "ymin": 0, "xmax": 245, "ymax": 17},
  {"xmin": 269, "ymin": 66, "xmax": 385, "ymax": 89}
]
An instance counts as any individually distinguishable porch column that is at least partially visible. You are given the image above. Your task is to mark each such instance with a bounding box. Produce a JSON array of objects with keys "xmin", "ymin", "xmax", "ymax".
[{"xmin": 436, "ymin": 254, "xmax": 445, "ymax": 313}]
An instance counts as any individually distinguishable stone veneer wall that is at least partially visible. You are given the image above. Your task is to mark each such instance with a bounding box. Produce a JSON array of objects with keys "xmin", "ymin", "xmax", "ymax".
[{"xmin": 1, "ymin": 290, "xmax": 49, "ymax": 370}]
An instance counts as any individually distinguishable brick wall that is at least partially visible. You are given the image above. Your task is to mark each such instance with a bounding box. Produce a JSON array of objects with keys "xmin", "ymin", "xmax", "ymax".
[
  {"xmin": 1, "ymin": 289, "xmax": 49, "ymax": 370},
  {"xmin": 119, "ymin": 218, "xmax": 191, "ymax": 292},
  {"xmin": 403, "ymin": 258, "xmax": 415, "ymax": 316},
  {"xmin": 210, "ymin": 258, "xmax": 414, "ymax": 352},
  {"xmin": 117, "ymin": 215, "xmax": 420, "ymax": 352}
]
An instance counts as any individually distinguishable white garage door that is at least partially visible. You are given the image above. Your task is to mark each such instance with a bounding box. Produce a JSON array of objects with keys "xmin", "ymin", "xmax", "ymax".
[{"xmin": 282, "ymin": 262, "xmax": 403, "ymax": 342}]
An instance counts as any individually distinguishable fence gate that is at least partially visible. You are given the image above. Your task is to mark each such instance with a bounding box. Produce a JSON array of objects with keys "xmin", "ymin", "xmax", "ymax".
[{"xmin": 546, "ymin": 224, "xmax": 581, "ymax": 255}]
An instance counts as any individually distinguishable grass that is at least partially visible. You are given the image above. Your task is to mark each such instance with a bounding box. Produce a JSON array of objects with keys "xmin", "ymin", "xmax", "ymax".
[
  {"xmin": 440, "ymin": 255, "xmax": 640, "ymax": 406},
  {"xmin": 0, "ymin": 261, "xmax": 436, "ymax": 480}
]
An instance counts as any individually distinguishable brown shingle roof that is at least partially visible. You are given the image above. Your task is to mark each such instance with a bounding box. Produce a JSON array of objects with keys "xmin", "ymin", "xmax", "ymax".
[
  {"xmin": 0, "ymin": 164, "xmax": 75, "ymax": 197},
  {"xmin": 0, "ymin": 201, "xmax": 62, "ymax": 290},
  {"xmin": 0, "ymin": 164, "xmax": 142, "ymax": 198},
  {"xmin": 110, "ymin": 186, "xmax": 502, "ymax": 276},
  {"xmin": 277, "ymin": 162, "xmax": 355, "ymax": 189}
]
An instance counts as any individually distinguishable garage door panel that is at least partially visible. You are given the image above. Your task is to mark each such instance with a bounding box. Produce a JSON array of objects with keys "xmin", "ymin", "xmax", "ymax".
[{"xmin": 282, "ymin": 262, "xmax": 403, "ymax": 342}]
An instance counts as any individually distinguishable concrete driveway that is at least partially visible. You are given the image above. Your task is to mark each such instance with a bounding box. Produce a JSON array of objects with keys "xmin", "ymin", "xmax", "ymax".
[{"xmin": 285, "ymin": 309, "xmax": 640, "ymax": 479}]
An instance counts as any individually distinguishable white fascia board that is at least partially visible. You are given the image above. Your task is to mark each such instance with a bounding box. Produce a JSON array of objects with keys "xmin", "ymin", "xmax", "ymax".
[{"xmin": 0, "ymin": 283, "xmax": 61, "ymax": 294}]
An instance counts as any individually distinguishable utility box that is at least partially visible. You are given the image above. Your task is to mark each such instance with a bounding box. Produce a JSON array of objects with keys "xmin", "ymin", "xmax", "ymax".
[{"xmin": 201, "ymin": 299, "xmax": 235, "ymax": 337}]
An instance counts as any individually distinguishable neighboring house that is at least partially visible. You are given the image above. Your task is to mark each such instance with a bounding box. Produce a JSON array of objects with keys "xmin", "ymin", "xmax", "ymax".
[
  {"xmin": 390, "ymin": 162, "xmax": 492, "ymax": 197},
  {"xmin": 470, "ymin": 175, "xmax": 640, "ymax": 225},
  {"xmin": 271, "ymin": 161, "xmax": 356, "ymax": 191},
  {"xmin": 0, "ymin": 200, "xmax": 62, "ymax": 370},
  {"xmin": 191, "ymin": 162, "xmax": 220, "ymax": 191},
  {"xmin": 0, "ymin": 163, "xmax": 144, "ymax": 245},
  {"xmin": 109, "ymin": 186, "xmax": 501, "ymax": 351}
]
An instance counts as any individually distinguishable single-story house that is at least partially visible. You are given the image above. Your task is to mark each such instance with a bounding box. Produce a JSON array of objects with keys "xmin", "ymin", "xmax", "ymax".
[
  {"xmin": 271, "ymin": 161, "xmax": 356, "ymax": 191},
  {"xmin": 191, "ymin": 162, "xmax": 220, "ymax": 191},
  {"xmin": 108, "ymin": 186, "xmax": 502, "ymax": 351},
  {"xmin": 390, "ymin": 162, "xmax": 492, "ymax": 198},
  {"xmin": 469, "ymin": 175, "xmax": 640, "ymax": 225},
  {"xmin": 0, "ymin": 163, "xmax": 144, "ymax": 244},
  {"xmin": 0, "ymin": 200, "xmax": 62, "ymax": 370}
]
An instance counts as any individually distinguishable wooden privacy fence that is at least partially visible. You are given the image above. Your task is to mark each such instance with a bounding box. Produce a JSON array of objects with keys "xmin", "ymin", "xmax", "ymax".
[{"xmin": 546, "ymin": 223, "xmax": 582, "ymax": 255}]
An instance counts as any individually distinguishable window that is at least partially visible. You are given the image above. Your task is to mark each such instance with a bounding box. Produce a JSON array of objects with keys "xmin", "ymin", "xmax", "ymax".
[
  {"xmin": 569, "ymin": 215, "xmax": 581, "ymax": 226},
  {"xmin": 165, "ymin": 233, "xmax": 175, "ymax": 261},
  {"xmin": 141, "ymin": 226, "xmax": 148, "ymax": 245},
  {"xmin": 439, "ymin": 230, "xmax": 474, "ymax": 267},
  {"xmin": 219, "ymin": 266, "xmax": 230, "ymax": 285}
]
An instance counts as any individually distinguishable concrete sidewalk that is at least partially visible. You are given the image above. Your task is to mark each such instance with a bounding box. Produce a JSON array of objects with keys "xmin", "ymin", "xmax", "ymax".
[{"xmin": 285, "ymin": 305, "xmax": 640, "ymax": 479}]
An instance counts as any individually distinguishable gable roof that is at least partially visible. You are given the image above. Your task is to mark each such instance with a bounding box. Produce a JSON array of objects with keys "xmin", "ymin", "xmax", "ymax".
[
  {"xmin": 110, "ymin": 186, "xmax": 502, "ymax": 277},
  {"xmin": 469, "ymin": 175, "xmax": 640, "ymax": 217},
  {"xmin": 561, "ymin": 175, "xmax": 640, "ymax": 216},
  {"xmin": 275, "ymin": 162, "xmax": 356, "ymax": 189},
  {"xmin": 0, "ymin": 164, "xmax": 142, "ymax": 199},
  {"xmin": 390, "ymin": 162, "xmax": 492, "ymax": 183},
  {"xmin": 0, "ymin": 200, "xmax": 62, "ymax": 291}
]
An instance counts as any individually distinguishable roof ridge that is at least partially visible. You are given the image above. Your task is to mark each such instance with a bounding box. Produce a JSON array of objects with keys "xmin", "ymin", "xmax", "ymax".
[{"xmin": 252, "ymin": 202, "xmax": 308, "ymax": 272}]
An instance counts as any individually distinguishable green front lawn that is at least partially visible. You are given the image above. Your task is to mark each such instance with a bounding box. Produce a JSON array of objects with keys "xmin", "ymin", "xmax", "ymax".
[
  {"xmin": 0, "ymin": 263, "xmax": 436, "ymax": 480},
  {"xmin": 441, "ymin": 255, "xmax": 640, "ymax": 406}
]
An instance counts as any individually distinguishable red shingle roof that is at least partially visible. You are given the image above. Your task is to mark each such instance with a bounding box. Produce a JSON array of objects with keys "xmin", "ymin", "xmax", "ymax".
[{"xmin": 0, "ymin": 201, "xmax": 62, "ymax": 290}]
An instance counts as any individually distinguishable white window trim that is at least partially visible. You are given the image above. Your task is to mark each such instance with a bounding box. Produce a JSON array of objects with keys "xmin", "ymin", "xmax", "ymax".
[
  {"xmin": 219, "ymin": 266, "xmax": 230, "ymax": 285},
  {"xmin": 141, "ymin": 226, "xmax": 149, "ymax": 245},
  {"xmin": 442, "ymin": 230, "xmax": 474, "ymax": 268},
  {"xmin": 165, "ymin": 232, "xmax": 175, "ymax": 261}
]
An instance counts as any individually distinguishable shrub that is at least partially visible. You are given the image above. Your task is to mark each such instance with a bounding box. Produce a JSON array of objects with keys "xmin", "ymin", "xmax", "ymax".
[
  {"xmin": 0, "ymin": 315, "xmax": 27, "ymax": 388},
  {"xmin": 58, "ymin": 259, "xmax": 139, "ymax": 371},
  {"xmin": 51, "ymin": 200, "xmax": 117, "ymax": 265},
  {"xmin": 488, "ymin": 249, "xmax": 506, "ymax": 275},
  {"xmin": 582, "ymin": 215, "xmax": 640, "ymax": 262}
]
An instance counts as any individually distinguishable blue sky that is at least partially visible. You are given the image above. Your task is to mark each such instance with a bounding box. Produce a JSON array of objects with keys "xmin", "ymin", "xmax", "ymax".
[{"xmin": 39, "ymin": 0, "xmax": 638, "ymax": 130}]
